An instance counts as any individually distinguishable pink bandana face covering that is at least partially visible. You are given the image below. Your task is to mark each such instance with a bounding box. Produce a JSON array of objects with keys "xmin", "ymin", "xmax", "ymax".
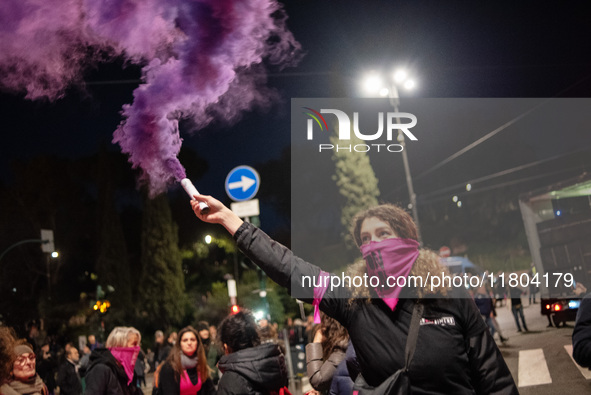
[
  {"xmin": 109, "ymin": 346, "xmax": 140, "ymax": 385},
  {"xmin": 360, "ymin": 237, "xmax": 420, "ymax": 311}
]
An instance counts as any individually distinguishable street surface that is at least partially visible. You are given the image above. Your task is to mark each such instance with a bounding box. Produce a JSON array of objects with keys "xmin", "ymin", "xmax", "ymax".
[{"xmin": 494, "ymin": 297, "xmax": 591, "ymax": 394}]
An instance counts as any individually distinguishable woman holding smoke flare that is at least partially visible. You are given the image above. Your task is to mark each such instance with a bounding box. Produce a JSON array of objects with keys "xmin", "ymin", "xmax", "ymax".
[{"xmin": 190, "ymin": 195, "xmax": 517, "ymax": 394}]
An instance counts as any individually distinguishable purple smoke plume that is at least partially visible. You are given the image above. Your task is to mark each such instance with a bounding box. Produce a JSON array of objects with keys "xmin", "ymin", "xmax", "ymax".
[{"xmin": 0, "ymin": 0, "xmax": 301, "ymax": 196}]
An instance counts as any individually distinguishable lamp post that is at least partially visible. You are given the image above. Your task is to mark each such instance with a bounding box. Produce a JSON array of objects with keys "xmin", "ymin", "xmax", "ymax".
[
  {"xmin": 364, "ymin": 69, "xmax": 423, "ymax": 245},
  {"xmin": 0, "ymin": 235, "xmax": 59, "ymax": 298}
]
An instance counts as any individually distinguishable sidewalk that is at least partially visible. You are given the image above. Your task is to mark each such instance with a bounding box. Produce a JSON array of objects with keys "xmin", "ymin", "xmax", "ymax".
[{"xmin": 141, "ymin": 372, "xmax": 154, "ymax": 395}]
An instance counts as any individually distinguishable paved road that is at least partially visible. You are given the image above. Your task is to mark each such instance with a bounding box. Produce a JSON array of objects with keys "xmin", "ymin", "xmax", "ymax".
[
  {"xmin": 140, "ymin": 373, "xmax": 154, "ymax": 395},
  {"xmin": 494, "ymin": 296, "xmax": 591, "ymax": 394}
]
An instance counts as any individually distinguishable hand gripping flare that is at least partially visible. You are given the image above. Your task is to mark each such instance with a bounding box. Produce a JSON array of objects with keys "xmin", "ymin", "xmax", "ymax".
[{"xmin": 181, "ymin": 178, "xmax": 210, "ymax": 214}]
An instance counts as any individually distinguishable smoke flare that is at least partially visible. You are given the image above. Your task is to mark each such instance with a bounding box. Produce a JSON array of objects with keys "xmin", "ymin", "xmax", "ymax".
[{"xmin": 0, "ymin": 0, "xmax": 301, "ymax": 196}]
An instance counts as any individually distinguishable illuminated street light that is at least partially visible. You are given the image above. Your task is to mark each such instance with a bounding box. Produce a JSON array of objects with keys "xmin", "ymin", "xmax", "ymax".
[
  {"xmin": 364, "ymin": 74, "xmax": 384, "ymax": 95},
  {"xmin": 361, "ymin": 67, "xmax": 422, "ymax": 244},
  {"xmin": 466, "ymin": 183, "xmax": 472, "ymax": 192},
  {"xmin": 393, "ymin": 69, "xmax": 407, "ymax": 83},
  {"xmin": 452, "ymin": 195, "xmax": 459, "ymax": 203},
  {"xmin": 204, "ymin": 235, "xmax": 212, "ymax": 244},
  {"xmin": 404, "ymin": 80, "xmax": 415, "ymax": 90},
  {"xmin": 51, "ymin": 251, "xmax": 59, "ymax": 258}
]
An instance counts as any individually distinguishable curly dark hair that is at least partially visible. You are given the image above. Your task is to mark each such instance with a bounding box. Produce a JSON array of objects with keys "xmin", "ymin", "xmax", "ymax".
[
  {"xmin": 218, "ymin": 309, "xmax": 260, "ymax": 353},
  {"xmin": 0, "ymin": 326, "xmax": 17, "ymax": 385},
  {"xmin": 351, "ymin": 204, "xmax": 418, "ymax": 246},
  {"xmin": 319, "ymin": 312, "xmax": 348, "ymax": 359}
]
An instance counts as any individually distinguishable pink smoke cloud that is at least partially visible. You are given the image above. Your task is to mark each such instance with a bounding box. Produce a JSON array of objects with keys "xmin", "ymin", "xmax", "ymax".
[{"xmin": 0, "ymin": 0, "xmax": 301, "ymax": 196}]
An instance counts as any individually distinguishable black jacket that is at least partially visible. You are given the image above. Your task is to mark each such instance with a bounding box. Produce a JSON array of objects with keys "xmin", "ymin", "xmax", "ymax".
[
  {"xmin": 217, "ymin": 343, "xmax": 288, "ymax": 395},
  {"xmin": 84, "ymin": 348, "xmax": 142, "ymax": 395},
  {"xmin": 573, "ymin": 293, "xmax": 591, "ymax": 367},
  {"xmin": 157, "ymin": 361, "xmax": 215, "ymax": 395},
  {"xmin": 57, "ymin": 360, "xmax": 82, "ymax": 395},
  {"xmin": 234, "ymin": 222, "xmax": 518, "ymax": 395}
]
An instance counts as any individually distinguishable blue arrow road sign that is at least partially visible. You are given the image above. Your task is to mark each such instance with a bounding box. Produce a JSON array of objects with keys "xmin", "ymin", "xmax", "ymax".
[{"xmin": 225, "ymin": 165, "xmax": 260, "ymax": 202}]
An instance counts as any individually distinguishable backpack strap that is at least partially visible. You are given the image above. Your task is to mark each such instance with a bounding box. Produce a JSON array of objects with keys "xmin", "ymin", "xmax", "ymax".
[{"xmin": 404, "ymin": 302, "xmax": 423, "ymax": 370}]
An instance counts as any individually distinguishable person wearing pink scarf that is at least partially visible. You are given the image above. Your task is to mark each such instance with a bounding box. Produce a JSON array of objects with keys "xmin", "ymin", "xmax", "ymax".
[
  {"xmin": 84, "ymin": 327, "xmax": 142, "ymax": 395},
  {"xmin": 190, "ymin": 195, "xmax": 518, "ymax": 395},
  {"xmin": 156, "ymin": 326, "xmax": 215, "ymax": 395}
]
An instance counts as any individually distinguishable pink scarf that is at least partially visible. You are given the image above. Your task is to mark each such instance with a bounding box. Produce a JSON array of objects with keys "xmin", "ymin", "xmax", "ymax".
[
  {"xmin": 108, "ymin": 346, "xmax": 140, "ymax": 385},
  {"xmin": 360, "ymin": 237, "xmax": 419, "ymax": 310},
  {"xmin": 313, "ymin": 271, "xmax": 330, "ymax": 323}
]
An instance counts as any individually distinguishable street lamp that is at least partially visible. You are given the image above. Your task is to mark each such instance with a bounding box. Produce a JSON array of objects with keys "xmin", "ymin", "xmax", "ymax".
[{"xmin": 363, "ymin": 68, "xmax": 423, "ymax": 245}]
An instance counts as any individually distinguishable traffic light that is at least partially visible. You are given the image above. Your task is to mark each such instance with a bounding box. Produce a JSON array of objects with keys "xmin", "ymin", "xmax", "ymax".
[{"xmin": 231, "ymin": 304, "xmax": 240, "ymax": 314}]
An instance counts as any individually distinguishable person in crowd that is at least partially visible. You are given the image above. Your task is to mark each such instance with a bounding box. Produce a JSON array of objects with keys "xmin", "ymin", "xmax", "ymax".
[
  {"xmin": 191, "ymin": 195, "xmax": 518, "ymax": 394},
  {"xmin": 87, "ymin": 335, "xmax": 101, "ymax": 352},
  {"xmin": 25, "ymin": 322, "xmax": 47, "ymax": 353},
  {"xmin": 490, "ymin": 299, "xmax": 508, "ymax": 343},
  {"xmin": 306, "ymin": 312, "xmax": 350, "ymax": 393},
  {"xmin": 196, "ymin": 322, "xmax": 222, "ymax": 385},
  {"xmin": 84, "ymin": 326, "xmax": 142, "ymax": 395},
  {"xmin": 157, "ymin": 326, "xmax": 215, "ymax": 395},
  {"xmin": 509, "ymin": 286, "xmax": 529, "ymax": 332},
  {"xmin": 36, "ymin": 343, "xmax": 56, "ymax": 394},
  {"xmin": 216, "ymin": 309, "xmax": 288, "ymax": 395},
  {"xmin": 292, "ymin": 319, "xmax": 306, "ymax": 345},
  {"xmin": 158, "ymin": 332, "xmax": 176, "ymax": 365},
  {"xmin": 57, "ymin": 346, "xmax": 82, "ymax": 395},
  {"xmin": 259, "ymin": 324, "xmax": 278, "ymax": 344},
  {"xmin": 153, "ymin": 330, "xmax": 165, "ymax": 368},
  {"xmin": 0, "ymin": 341, "xmax": 49, "ymax": 395},
  {"xmin": 0, "ymin": 326, "xmax": 17, "ymax": 386},
  {"xmin": 573, "ymin": 293, "xmax": 591, "ymax": 367},
  {"xmin": 133, "ymin": 348, "xmax": 147, "ymax": 388},
  {"xmin": 281, "ymin": 318, "xmax": 296, "ymax": 346},
  {"xmin": 145, "ymin": 348, "xmax": 155, "ymax": 373},
  {"xmin": 474, "ymin": 286, "xmax": 508, "ymax": 343},
  {"xmin": 77, "ymin": 346, "xmax": 91, "ymax": 377},
  {"xmin": 328, "ymin": 344, "xmax": 354, "ymax": 395},
  {"xmin": 529, "ymin": 264, "xmax": 538, "ymax": 305},
  {"xmin": 208, "ymin": 326, "xmax": 218, "ymax": 343}
]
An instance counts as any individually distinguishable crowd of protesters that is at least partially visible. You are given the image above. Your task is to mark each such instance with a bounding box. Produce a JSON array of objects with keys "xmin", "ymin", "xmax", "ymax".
[
  {"xmin": 1, "ymin": 195, "xmax": 538, "ymax": 395},
  {"xmin": 0, "ymin": 312, "xmax": 320, "ymax": 395}
]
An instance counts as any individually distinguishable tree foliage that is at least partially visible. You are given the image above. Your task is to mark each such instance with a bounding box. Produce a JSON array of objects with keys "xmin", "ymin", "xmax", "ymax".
[
  {"xmin": 330, "ymin": 132, "xmax": 380, "ymax": 248},
  {"xmin": 138, "ymin": 192, "xmax": 188, "ymax": 328},
  {"xmin": 192, "ymin": 270, "xmax": 288, "ymax": 326},
  {"xmin": 95, "ymin": 148, "xmax": 132, "ymax": 324}
]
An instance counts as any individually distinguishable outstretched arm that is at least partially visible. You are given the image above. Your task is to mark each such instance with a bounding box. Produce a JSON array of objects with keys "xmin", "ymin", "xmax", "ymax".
[
  {"xmin": 190, "ymin": 193, "xmax": 351, "ymax": 321},
  {"xmin": 190, "ymin": 195, "xmax": 244, "ymax": 236}
]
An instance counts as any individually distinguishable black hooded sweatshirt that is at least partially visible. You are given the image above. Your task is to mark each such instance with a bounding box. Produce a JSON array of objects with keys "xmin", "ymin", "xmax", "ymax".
[
  {"xmin": 84, "ymin": 348, "xmax": 141, "ymax": 395},
  {"xmin": 217, "ymin": 343, "xmax": 288, "ymax": 395}
]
